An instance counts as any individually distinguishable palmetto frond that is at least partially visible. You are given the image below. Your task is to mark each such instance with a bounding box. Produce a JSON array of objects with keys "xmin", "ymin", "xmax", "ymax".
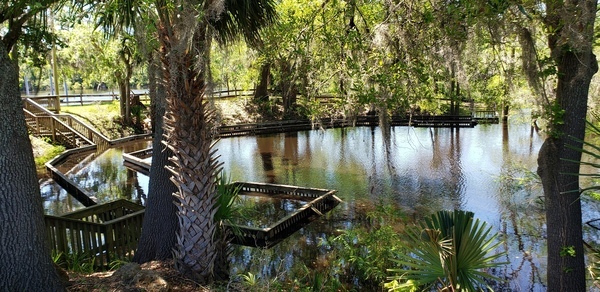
[
  {"xmin": 387, "ymin": 210, "xmax": 505, "ymax": 291},
  {"xmin": 210, "ymin": 0, "xmax": 278, "ymax": 46}
]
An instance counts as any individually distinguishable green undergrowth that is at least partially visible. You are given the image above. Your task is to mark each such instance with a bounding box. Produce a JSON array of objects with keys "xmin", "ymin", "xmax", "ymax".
[
  {"xmin": 232, "ymin": 202, "xmax": 409, "ymax": 291},
  {"xmin": 31, "ymin": 136, "xmax": 65, "ymax": 174},
  {"xmin": 52, "ymin": 250, "xmax": 129, "ymax": 274}
]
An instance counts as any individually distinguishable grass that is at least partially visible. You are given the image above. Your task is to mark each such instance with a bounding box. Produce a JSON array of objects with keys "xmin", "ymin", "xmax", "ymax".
[{"xmin": 62, "ymin": 101, "xmax": 136, "ymax": 139}]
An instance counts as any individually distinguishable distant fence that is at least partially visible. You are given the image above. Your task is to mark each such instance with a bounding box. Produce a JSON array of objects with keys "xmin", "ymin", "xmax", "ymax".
[{"xmin": 24, "ymin": 92, "xmax": 150, "ymax": 107}]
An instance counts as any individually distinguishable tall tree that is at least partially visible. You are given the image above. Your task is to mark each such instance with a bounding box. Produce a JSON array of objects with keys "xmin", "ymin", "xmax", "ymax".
[
  {"xmin": 0, "ymin": 2, "xmax": 64, "ymax": 290},
  {"xmin": 86, "ymin": 0, "xmax": 181, "ymax": 261},
  {"xmin": 133, "ymin": 51, "xmax": 179, "ymax": 263},
  {"xmin": 94, "ymin": 0, "xmax": 144, "ymax": 126},
  {"xmin": 534, "ymin": 0, "xmax": 598, "ymax": 290},
  {"xmin": 154, "ymin": 0, "xmax": 276, "ymax": 283}
]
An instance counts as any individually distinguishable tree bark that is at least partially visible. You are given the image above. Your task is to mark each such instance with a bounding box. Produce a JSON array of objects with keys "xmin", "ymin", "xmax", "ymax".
[
  {"xmin": 537, "ymin": 1, "xmax": 598, "ymax": 286},
  {"xmin": 538, "ymin": 50, "xmax": 597, "ymax": 291},
  {"xmin": 0, "ymin": 39, "xmax": 64, "ymax": 291},
  {"xmin": 280, "ymin": 59, "xmax": 297, "ymax": 117},
  {"xmin": 253, "ymin": 62, "xmax": 271, "ymax": 103},
  {"xmin": 157, "ymin": 4, "xmax": 221, "ymax": 283},
  {"xmin": 133, "ymin": 56, "xmax": 178, "ymax": 263}
]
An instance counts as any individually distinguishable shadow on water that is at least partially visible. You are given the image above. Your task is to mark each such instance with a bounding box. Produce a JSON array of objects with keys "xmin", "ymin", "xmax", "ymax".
[{"xmin": 40, "ymin": 111, "xmax": 600, "ymax": 290}]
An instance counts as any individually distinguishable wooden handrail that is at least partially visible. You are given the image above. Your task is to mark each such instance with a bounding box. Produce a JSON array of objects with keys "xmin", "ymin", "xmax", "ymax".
[
  {"xmin": 24, "ymin": 98, "xmax": 99, "ymax": 147},
  {"xmin": 54, "ymin": 114, "xmax": 110, "ymax": 145},
  {"xmin": 44, "ymin": 199, "xmax": 146, "ymax": 268},
  {"xmin": 23, "ymin": 98, "xmax": 56, "ymax": 115},
  {"xmin": 26, "ymin": 113, "xmax": 95, "ymax": 147},
  {"xmin": 61, "ymin": 199, "xmax": 144, "ymax": 220},
  {"xmin": 25, "ymin": 96, "xmax": 61, "ymax": 111}
]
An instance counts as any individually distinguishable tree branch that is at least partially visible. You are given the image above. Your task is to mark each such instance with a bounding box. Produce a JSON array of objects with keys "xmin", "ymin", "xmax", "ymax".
[{"xmin": 2, "ymin": 8, "xmax": 44, "ymax": 50}]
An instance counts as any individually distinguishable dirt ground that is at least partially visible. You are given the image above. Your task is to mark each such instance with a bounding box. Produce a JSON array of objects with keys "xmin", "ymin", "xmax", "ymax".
[{"xmin": 66, "ymin": 260, "xmax": 219, "ymax": 292}]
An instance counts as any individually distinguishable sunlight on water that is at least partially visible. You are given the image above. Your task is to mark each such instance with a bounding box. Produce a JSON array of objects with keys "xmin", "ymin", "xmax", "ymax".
[{"xmin": 40, "ymin": 110, "xmax": 600, "ymax": 290}]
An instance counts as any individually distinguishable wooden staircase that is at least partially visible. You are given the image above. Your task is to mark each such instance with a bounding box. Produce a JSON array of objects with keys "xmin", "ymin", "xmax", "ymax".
[{"xmin": 23, "ymin": 98, "xmax": 110, "ymax": 149}]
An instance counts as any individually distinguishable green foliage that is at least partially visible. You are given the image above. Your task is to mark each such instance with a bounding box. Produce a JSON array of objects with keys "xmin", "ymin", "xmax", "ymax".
[
  {"xmin": 588, "ymin": 191, "xmax": 600, "ymax": 201},
  {"xmin": 109, "ymin": 257, "xmax": 130, "ymax": 271},
  {"xmin": 33, "ymin": 139, "xmax": 65, "ymax": 169},
  {"xmin": 560, "ymin": 246, "xmax": 576, "ymax": 258},
  {"xmin": 386, "ymin": 210, "xmax": 505, "ymax": 291},
  {"xmin": 52, "ymin": 251, "xmax": 96, "ymax": 273},
  {"xmin": 240, "ymin": 271, "xmax": 259, "ymax": 287},
  {"xmin": 215, "ymin": 172, "xmax": 243, "ymax": 225},
  {"xmin": 563, "ymin": 121, "xmax": 600, "ymax": 194},
  {"xmin": 284, "ymin": 263, "xmax": 344, "ymax": 291},
  {"xmin": 332, "ymin": 225, "xmax": 402, "ymax": 285},
  {"xmin": 210, "ymin": 43, "xmax": 255, "ymax": 91},
  {"xmin": 588, "ymin": 250, "xmax": 600, "ymax": 287},
  {"xmin": 545, "ymin": 100, "xmax": 566, "ymax": 137},
  {"xmin": 310, "ymin": 202, "xmax": 408, "ymax": 289}
]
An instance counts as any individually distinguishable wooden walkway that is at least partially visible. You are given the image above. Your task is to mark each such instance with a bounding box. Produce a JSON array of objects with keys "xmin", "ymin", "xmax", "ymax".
[
  {"xmin": 25, "ymin": 96, "xmax": 150, "ymax": 267},
  {"xmin": 24, "ymin": 98, "xmax": 97, "ymax": 149},
  {"xmin": 45, "ymin": 199, "xmax": 144, "ymax": 268},
  {"xmin": 216, "ymin": 114, "xmax": 489, "ymax": 138},
  {"xmin": 29, "ymin": 96, "xmax": 495, "ymax": 263},
  {"xmin": 25, "ymin": 95, "xmax": 497, "ymax": 144}
]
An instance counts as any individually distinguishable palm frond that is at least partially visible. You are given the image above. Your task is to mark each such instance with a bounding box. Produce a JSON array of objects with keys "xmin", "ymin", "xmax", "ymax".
[
  {"xmin": 94, "ymin": 0, "xmax": 141, "ymax": 38},
  {"xmin": 387, "ymin": 210, "xmax": 505, "ymax": 291},
  {"xmin": 210, "ymin": 0, "xmax": 278, "ymax": 47}
]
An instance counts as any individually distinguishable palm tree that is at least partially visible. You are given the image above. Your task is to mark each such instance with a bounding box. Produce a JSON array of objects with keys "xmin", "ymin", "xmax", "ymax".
[
  {"xmin": 155, "ymin": 0, "xmax": 276, "ymax": 283},
  {"xmin": 386, "ymin": 210, "xmax": 504, "ymax": 291},
  {"xmin": 92, "ymin": 1, "xmax": 276, "ymax": 279}
]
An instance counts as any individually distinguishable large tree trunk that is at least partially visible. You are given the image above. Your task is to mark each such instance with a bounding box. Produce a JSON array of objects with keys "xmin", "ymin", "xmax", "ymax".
[
  {"xmin": 253, "ymin": 62, "xmax": 271, "ymax": 103},
  {"xmin": 538, "ymin": 50, "xmax": 597, "ymax": 291},
  {"xmin": 537, "ymin": 1, "xmax": 598, "ymax": 288},
  {"xmin": 0, "ymin": 39, "xmax": 64, "ymax": 291},
  {"xmin": 133, "ymin": 55, "xmax": 178, "ymax": 263}
]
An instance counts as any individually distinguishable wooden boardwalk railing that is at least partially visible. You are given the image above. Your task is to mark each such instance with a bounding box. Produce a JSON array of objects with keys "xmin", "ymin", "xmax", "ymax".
[
  {"xmin": 55, "ymin": 114, "xmax": 110, "ymax": 146},
  {"xmin": 24, "ymin": 107, "xmax": 94, "ymax": 148},
  {"xmin": 44, "ymin": 199, "xmax": 145, "ymax": 268},
  {"xmin": 24, "ymin": 98, "xmax": 110, "ymax": 148}
]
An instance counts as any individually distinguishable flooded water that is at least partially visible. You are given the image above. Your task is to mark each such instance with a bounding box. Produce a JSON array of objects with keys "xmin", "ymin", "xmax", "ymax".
[{"xmin": 40, "ymin": 111, "xmax": 600, "ymax": 290}]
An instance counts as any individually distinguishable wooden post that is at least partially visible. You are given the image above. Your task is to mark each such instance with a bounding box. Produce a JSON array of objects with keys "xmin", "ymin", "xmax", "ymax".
[{"xmin": 50, "ymin": 118, "xmax": 56, "ymax": 142}]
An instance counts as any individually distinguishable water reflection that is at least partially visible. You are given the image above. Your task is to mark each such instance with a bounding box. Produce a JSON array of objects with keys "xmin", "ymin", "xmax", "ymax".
[
  {"xmin": 234, "ymin": 193, "xmax": 308, "ymax": 229},
  {"xmin": 40, "ymin": 111, "xmax": 600, "ymax": 290},
  {"xmin": 226, "ymin": 124, "xmax": 509, "ymax": 222},
  {"xmin": 41, "ymin": 141, "xmax": 150, "ymax": 215},
  {"xmin": 218, "ymin": 113, "xmax": 550, "ymax": 289}
]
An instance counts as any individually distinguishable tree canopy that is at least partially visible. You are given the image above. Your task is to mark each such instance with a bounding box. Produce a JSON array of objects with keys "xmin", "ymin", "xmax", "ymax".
[{"xmin": 3, "ymin": 0, "xmax": 600, "ymax": 290}]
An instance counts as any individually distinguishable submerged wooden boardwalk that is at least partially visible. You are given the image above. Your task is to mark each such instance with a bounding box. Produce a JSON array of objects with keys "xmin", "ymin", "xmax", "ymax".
[
  {"xmin": 25, "ymin": 95, "xmax": 497, "ymax": 145},
  {"xmin": 28, "ymin": 97, "xmax": 495, "ymax": 265},
  {"xmin": 216, "ymin": 113, "xmax": 495, "ymax": 138}
]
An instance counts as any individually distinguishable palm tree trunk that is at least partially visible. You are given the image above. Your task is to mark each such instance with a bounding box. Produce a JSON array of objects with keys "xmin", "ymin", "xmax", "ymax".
[{"xmin": 158, "ymin": 7, "xmax": 221, "ymax": 283}]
